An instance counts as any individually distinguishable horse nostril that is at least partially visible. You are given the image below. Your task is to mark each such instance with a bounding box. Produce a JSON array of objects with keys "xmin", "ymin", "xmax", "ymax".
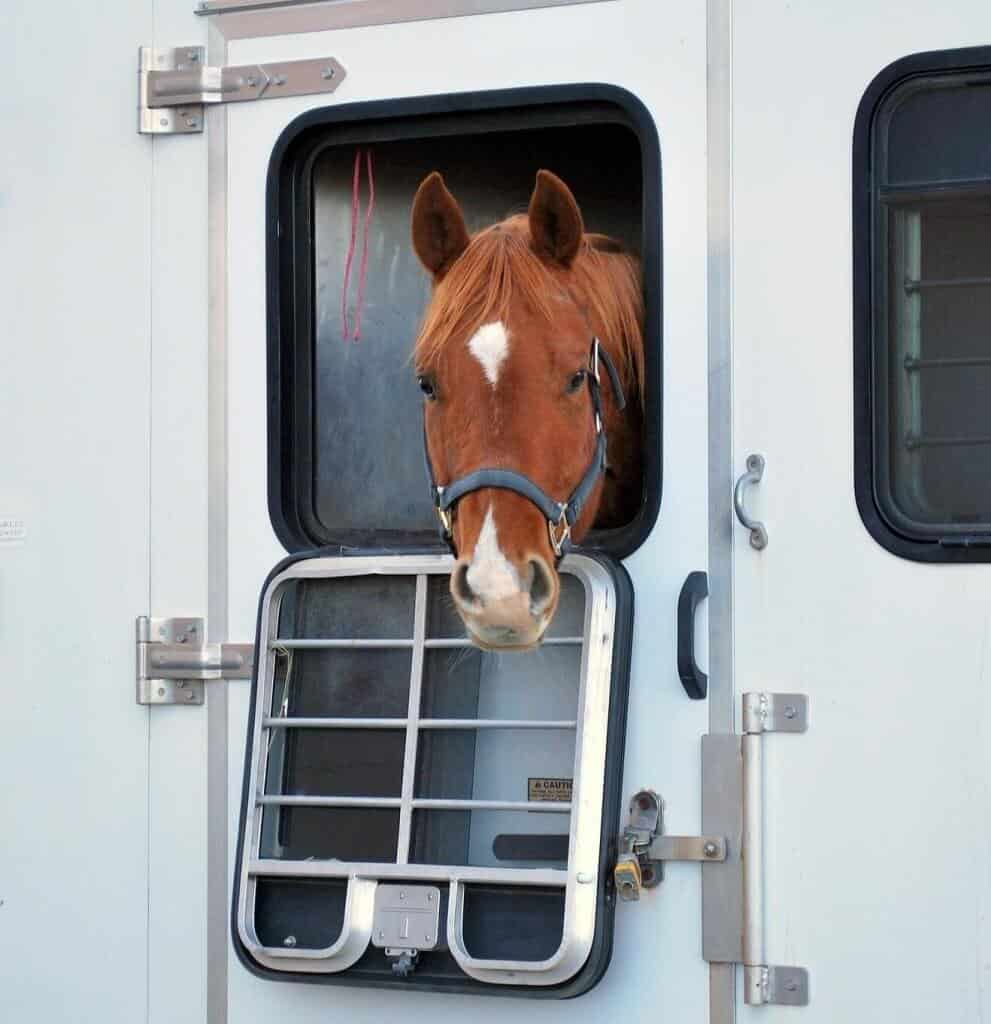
[
  {"xmin": 452, "ymin": 562, "xmax": 478, "ymax": 607},
  {"xmin": 528, "ymin": 558, "xmax": 555, "ymax": 615}
]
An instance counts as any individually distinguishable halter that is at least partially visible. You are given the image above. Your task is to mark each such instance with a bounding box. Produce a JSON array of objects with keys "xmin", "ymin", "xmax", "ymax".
[{"xmin": 423, "ymin": 337, "xmax": 626, "ymax": 562}]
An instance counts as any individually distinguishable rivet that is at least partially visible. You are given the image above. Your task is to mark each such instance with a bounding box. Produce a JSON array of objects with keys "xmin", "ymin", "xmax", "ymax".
[
  {"xmin": 320, "ymin": 66, "xmax": 336, "ymax": 80},
  {"xmin": 185, "ymin": 118, "xmax": 198, "ymax": 129},
  {"xmin": 159, "ymin": 118, "xmax": 168, "ymax": 128},
  {"xmin": 273, "ymin": 74, "xmax": 287, "ymax": 86},
  {"xmin": 784, "ymin": 705, "xmax": 797, "ymax": 719},
  {"xmin": 427, "ymin": 892, "xmax": 434, "ymax": 901},
  {"xmin": 785, "ymin": 980, "xmax": 798, "ymax": 992},
  {"xmin": 399, "ymin": 891, "xmax": 406, "ymax": 900},
  {"xmin": 157, "ymin": 687, "xmax": 165, "ymax": 697},
  {"xmin": 424, "ymin": 934, "xmax": 431, "ymax": 942},
  {"xmin": 188, "ymin": 52, "xmax": 200, "ymax": 63},
  {"xmin": 703, "ymin": 841, "xmax": 719, "ymax": 858},
  {"xmin": 283, "ymin": 935, "xmax": 296, "ymax": 947},
  {"xmin": 576, "ymin": 871, "xmax": 593, "ymax": 884}
]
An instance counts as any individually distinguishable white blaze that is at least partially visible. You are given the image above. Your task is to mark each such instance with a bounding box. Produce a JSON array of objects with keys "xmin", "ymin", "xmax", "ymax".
[
  {"xmin": 466, "ymin": 506, "xmax": 519, "ymax": 600},
  {"xmin": 468, "ymin": 320, "xmax": 509, "ymax": 387}
]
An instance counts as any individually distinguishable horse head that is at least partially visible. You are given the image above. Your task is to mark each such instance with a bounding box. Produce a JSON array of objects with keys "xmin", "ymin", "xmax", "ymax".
[{"xmin": 412, "ymin": 170, "xmax": 643, "ymax": 650}]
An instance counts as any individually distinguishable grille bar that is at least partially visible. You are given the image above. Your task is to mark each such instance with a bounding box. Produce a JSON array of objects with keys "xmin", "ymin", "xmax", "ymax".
[
  {"xmin": 257, "ymin": 795, "xmax": 571, "ymax": 812},
  {"xmin": 261, "ymin": 716, "xmax": 579, "ymax": 730}
]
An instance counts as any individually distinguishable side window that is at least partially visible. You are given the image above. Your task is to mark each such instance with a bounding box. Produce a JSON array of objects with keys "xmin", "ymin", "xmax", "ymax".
[{"xmin": 855, "ymin": 49, "xmax": 991, "ymax": 560}]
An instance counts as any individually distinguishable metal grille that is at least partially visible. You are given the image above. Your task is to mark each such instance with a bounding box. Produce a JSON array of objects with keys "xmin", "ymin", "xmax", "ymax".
[{"xmin": 236, "ymin": 554, "xmax": 618, "ymax": 985}]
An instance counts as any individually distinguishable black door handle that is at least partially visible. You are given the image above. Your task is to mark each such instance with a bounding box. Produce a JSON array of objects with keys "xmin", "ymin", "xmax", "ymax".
[{"xmin": 677, "ymin": 571, "xmax": 708, "ymax": 700}]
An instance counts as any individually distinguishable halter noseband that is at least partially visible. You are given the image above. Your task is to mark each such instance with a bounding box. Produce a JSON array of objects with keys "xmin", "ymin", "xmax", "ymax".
[{"xmin": 423, "ymin": 337, "xmax": 626, "ymax": 562}]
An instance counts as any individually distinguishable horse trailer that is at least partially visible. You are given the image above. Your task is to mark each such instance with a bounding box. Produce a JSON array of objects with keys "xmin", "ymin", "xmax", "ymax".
[{"xmin": 3, "ymin": 0, "xmax": 991, "ymax": 1021}]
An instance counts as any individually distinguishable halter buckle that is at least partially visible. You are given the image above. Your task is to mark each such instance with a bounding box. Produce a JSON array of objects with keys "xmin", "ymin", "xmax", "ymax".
[
  {"xmin": 435, "ymin": 505, "xmax": 453, "ymax": 538},
  {"xmin": 548, "ymin": 507, "xmax": 571, "ymax": 558},
  {"xmin": 591, "ymin": 337, "xmax": 602, "ymax": 383}
]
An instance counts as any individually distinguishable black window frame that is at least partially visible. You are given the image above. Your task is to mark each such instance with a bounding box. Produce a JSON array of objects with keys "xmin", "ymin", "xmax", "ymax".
[
  {"xmin": 854, "ymin": 45, "xmax": 991, "ymax": 562},
  {"xmin": 266, "ymin": 84, "xmax": 661, "ymax": 558}
]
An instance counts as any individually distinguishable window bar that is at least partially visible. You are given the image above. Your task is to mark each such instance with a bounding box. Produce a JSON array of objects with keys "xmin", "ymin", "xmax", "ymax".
[
  {"xmin": 905, "ymin": 275, "xmax": 991, "ymax": 293},
  {"xmin": 424, "ymin": 636, "xmax": 583, "ymax": 648},
  {"xmin": 905, "ymin": 355, "xmax": 991, "ymax": 371},
  {"xmin": 893, "ymin": 211, "xmax": 925, "ymax": 511},
  {"xmin": 248, "ymin": 859, "xmax": 569, "ymax": 888},
  {"xmin": 396, "ymin": 574, "xmax": 428, "ymax": 865},
  {"xmin": 256, "ymin": 795, "xmax": 571, "ymax": 812},
  {"xmin": 261, "ymin": 717, "xmax": 579, "ymax": 730},
  {"xmin": 270, "ymin": 638, "xmax": 414, "ymax": 649},
  {"xmin": 906, "ymin": 434, "xmax": 991, "ymax": 450}
]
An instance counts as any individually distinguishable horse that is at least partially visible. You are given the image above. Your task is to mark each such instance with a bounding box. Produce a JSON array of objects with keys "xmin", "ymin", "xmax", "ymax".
[{"xmin": 411, "ymin": 169, "xmax": 644, "ymax": 650}]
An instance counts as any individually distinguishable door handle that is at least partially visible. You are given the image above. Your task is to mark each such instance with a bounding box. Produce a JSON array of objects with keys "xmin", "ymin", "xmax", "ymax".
[
  {"xmin": 734, "ymin": 453, "xmax": 768, "ymax": 550},
  {"xmin": 677, "ymin": 571, "xmax": 708, "ymax": 700}
]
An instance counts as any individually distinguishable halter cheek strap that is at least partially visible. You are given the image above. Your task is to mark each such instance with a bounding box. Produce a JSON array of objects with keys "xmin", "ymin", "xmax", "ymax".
[{"xmin": 423, "ymin": 337, "xmax": 626, "ymax": 562}]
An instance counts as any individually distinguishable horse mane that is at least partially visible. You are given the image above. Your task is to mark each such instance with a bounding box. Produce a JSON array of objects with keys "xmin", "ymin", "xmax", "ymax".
[{"xmin": 414, "ymin": 215, "xmax": 644, "ymax": 407}]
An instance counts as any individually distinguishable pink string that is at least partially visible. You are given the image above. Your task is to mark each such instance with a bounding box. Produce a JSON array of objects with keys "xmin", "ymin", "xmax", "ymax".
[
  {"xmin": 340, "ymin": 150, "xmax": 361, "ymax": 341},
  {"xmin": 353, "ymin": 150, "xmax": 375, "ymax": 341},
  {"xmin": 340, "ymin": 149, "xmax": 376, "ymax": 341}
]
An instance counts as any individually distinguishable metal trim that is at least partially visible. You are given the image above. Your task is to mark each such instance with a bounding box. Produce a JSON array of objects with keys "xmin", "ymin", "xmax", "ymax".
[
  {"xmin": 706, "ymin": 0, "xmax": 735, "ymax": 1013},
  {"xmin": 199, "ymin": 0, "xmax": 615, "ymax": 41}
]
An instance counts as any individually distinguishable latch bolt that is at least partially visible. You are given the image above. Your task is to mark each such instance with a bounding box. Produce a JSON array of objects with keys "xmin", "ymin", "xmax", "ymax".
[{"xmin": 614, "ymin": 789, "xmax": 726, "ymax": 901}]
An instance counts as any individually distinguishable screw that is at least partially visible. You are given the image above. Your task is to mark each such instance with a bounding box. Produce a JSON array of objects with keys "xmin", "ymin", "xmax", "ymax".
[
  {"xmin": 157, "ymin": 687, "xmax": 166, "ymax": 698},
  {"xmin": 188, "ymin": 52, "xmax": 199, "ymax": 63},
  {"xmin": 399, "ymin": 891, "xmax": 406, "ymax": 900},
  {"xmin": 159, "ymin": 118, "xmax": 168, "ymax": 128},
  {"xmin": 703, "ymin": 841, "xmax": 719, "ymax": 858},
  {"xmin": 785, "ymin": 980, "xmax": 798, "ymax": 992},
  {"xmin": 784, "ymin": 704, "xmax": 797, "ymax": 720},
  {"xmin": 321, "ymin": 66, "xmax": 336, "ymax": 80},
  {"xmin": 273, "ymin": 74, "xmax": 287, "ymax": 86},
  {"xmin": 427, "ymin": 892, "xmax": 433, "ymax": 901},
  {"xmin": 378, "ymin": 930, "xmax": 384, "ymax": 939},
  {"xmin": 244, "ymin": 75, "xmax": 258, "ymax": 87},
  {"xmin": 185, "ymin": 118, "xmax": 198, "ymax": 129},
  {"xmin": 424, "ymin": 934, "xmax": 431, "ymax": 942},
  {"xmin": 283, "ymin": 935, "xmax": 296, "ymax": 947},
  {"xmin": 186, "ymin": 691, "xmax": 196, "ymax": 702}
]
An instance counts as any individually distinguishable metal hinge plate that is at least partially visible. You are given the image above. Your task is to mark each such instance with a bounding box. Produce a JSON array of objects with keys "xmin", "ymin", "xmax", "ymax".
[
  {"xmin": 138, "ymin": 46, "xmax": 346, "ymax": 134},
  {"xmin": 371, "ymin": 884, "xmax": 441, "ymax": 978},
  {"xmin": 136, "ymin": 616, "xmax": 254, "ymax": 705}
]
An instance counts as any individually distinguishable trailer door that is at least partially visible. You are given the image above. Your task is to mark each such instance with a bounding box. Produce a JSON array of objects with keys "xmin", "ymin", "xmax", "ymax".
[
  {"xmin": 731, "ymin": 4, "xmax": 991, "ymax": 1021},
  {"xmin": 205, "ymin": 1, "xmax": 710, "ymax": 1020}
]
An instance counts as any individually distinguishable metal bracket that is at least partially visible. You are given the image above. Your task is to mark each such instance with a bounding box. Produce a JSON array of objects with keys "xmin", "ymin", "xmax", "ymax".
[
  {"xmin": 702, "ymin": 693, "xmax": 810, "ymax": 1006},
  {"xmin": 371, "ymin": 884, "xmax": 441, "ymax": 978},
  {"xmin": 135, "ymin": 616, "xmax": 254, "ymax": 705},
  {"xmin": 138, "ymin": 46, "xmax": 346, "ymax": 134},
  {"xmin": 742, "ymin": 691, "xmax": 808, "ymax": 734},
  {"xmin": 614, "ymin": 789, "xmax": 726, "ymax": 901},
  {"xmin": 734, "ymin": 453, "xmax": 768, "ymax": 550}
]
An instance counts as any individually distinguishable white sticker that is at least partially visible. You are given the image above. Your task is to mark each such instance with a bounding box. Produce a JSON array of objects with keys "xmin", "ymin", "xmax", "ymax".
[{"xmin": 0, "ymin": 518, "xmax": 26, "ymax": 545}]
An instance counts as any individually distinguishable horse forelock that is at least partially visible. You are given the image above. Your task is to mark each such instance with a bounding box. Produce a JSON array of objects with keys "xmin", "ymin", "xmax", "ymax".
[{"xmin": 414, "ymin": 215, "xmax": 644, "ymax": 407}]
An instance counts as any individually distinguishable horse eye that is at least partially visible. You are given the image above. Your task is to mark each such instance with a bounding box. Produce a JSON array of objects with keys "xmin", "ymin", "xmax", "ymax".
[
  {"xmin": 417, "ymin": 374, "xmax": 437, "ymax": 400},
  {"xmin": 566, "ymin": 369, "xmax": 587, "ymax": 394}
]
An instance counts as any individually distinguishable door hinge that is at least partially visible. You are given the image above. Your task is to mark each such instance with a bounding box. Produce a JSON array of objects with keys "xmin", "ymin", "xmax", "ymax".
[
  {"xmin": 614, "ymin": 789, "xmax": 726, "ymax": 900},
  {"xmin": 138, "ymin": 46, "xmax": 346, "ymax": 135},
  {"xmin": 136, "ymin": 616, "xmax": 254, "ymax": 705},
  {"xmin": 701, "ymin": 692, "xmax": 810, "ymax": 1006}
]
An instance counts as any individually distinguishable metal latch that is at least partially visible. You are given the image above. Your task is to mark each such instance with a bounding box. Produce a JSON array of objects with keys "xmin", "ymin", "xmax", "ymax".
[
  {"xmin": 136, "ymin": 616, "xmax": 254, "ymax": 705},
  {"xmin": 138, "ymin": 47, "xmax": 346, "ymax": 134},
  {"xmin": 614, "ymin": 789, "xmax": 726, "ymax": 901},
  {"xmin": 371, "ymin": 884, "xmax": 442, "ymax": 977},
  {"xmin": 701, "ymin": 692, "xmax": 810, "ymax": 1007}
]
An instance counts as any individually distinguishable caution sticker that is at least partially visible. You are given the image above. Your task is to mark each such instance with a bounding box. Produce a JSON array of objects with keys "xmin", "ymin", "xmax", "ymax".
[{"xmin": 528, "ymin": 777, "xmax": 573, "ymax": 802}]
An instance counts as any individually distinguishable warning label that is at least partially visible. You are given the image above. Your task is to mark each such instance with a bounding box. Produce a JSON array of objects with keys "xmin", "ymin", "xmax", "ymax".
[{"xmin": 527, "ymin": 777, "xmax": 573, "ymax": 802}]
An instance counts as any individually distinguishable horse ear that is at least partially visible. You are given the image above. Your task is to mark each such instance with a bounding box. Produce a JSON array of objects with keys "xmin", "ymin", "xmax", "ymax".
[
  {"xmin": 528, "ymin": 169, "xmax": 584, "ymax": 267},
  {"xmin": 411, "ymin": 172, "xmax": 471, "ymax": 281}
]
